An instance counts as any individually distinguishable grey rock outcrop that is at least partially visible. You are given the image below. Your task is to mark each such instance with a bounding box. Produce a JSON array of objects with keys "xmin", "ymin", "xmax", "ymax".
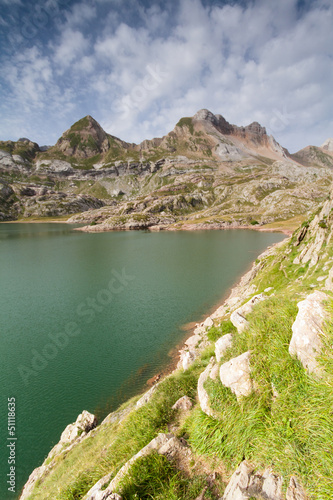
[
  {"xmin": 230, "ymin": 294, "xmax": 266, "ymax": 333},
  {"xmin": 219, "ymin": 351, "xmax": 253, "ymax": 398},
  {"xmin": 321, "ymin": 138, "xmax": 333, "ymax": 152},
  {"xmin": 221, "ymin": 461, "xmax": 283, "ymax": 500},
  {"xmin": 289, "ymin": 291, "xmax": 328, "ymax": 375},
  {"xmin": 215, "ymin": 334, "xmax": 233, "ymax": 362},
  {"xmin": 49, "ymin": 410, "xmax": 97, "ymax": 458},
  {"xmin": 35, "ymin": 159, "xmax": 74, "ymax": 173}
]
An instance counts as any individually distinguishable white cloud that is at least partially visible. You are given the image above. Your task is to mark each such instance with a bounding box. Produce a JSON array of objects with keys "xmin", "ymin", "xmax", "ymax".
[
  {"xmin": 53, "ymin": 29, "xmax": 90, "ymax": 68},
  {"xmin": 0, "ymin": 0, "xmax": 332, "ymax": 151}
]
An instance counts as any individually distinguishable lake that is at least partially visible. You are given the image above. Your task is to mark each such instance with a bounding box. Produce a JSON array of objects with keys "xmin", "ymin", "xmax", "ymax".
[{"xmin": 0, "ymin": 223, "xmax": 284, "ymax": 498}]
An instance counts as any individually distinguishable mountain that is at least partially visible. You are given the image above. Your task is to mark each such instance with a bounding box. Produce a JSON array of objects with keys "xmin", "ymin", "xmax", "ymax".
[
  {"xmin": 20, "ymin": 183, "xmax": 333, "ymax": 500},
  {"xmin": 0, "ymin": 110, "xmax": 332, "ymax": 229}
]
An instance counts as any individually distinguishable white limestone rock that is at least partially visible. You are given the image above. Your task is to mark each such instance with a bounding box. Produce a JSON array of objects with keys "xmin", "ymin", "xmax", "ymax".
[
  {"xmin": 286, "ymin": 476, "xmax": 307, "ymax": 500},
  {"xmin": 197, "ymin": 358, "xmax": 218, "ymax": 418},
  {"xmin": 230, "ymin": 294, "xmax": 266, "ymax": 333},
  {"xmin": 215, "ymin": 334, "xmax": 233, "ymax": 362},
  {"xmin": 219, "ymin": 351, "xmax": 252, "ymax": 398},
  {"xmin": 172, "ymin": 395, "xmax": 193, "ymax": 411},
  {"xmin": 83, "ymin": 433, "xmax": 191, "ymax": 500},
  {"xmin": 221, "ymin": 461, "xmax": 283, "ymax": 500},
  {"xmin": 203, "ymin": 316, "xmax": 214, "ymax": 329},
  {"xmin": 35, "ymin": 159, "xmax": 74, "ymax": 173},
  {"xmin": 289, "ymin": 291, "xmax": 328, "ymax": 375}
]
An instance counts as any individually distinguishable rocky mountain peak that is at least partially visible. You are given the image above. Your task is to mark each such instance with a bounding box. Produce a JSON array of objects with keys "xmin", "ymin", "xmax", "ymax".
[
  {"xmin": 244, "ymin": 121, "xmax": 267, "ymax": 136},
  {"xmin": 321, "ymin": 138, "xmax": 333, "ymax": 152},
  {"xmin": 193, "ymin": 109, "xmax": 234, "ymax": 135},
  {"xmin": 193, "ymin": 109, "xmax": 217, "ymax": 123},
  {"xmin": 55, "ymin": 116, "xmax": 110, "ymax": 159}
]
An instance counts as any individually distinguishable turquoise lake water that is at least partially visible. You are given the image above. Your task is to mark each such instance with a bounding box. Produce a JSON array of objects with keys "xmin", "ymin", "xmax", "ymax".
[{"xmin": 0, "ymin": 223, "xmax": 284, "ymax": 498}]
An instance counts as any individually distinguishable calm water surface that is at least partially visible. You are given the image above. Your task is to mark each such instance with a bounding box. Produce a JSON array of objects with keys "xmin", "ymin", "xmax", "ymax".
[{"xmin": 0, "ymin": 223, "xmax": 284, "ymax": 498}]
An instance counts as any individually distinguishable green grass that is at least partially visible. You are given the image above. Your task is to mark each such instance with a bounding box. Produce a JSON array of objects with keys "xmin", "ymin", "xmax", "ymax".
[
  {"xmin": 69, "ymin": 117, "xmax": 90, "ymax": 132},
  {"xmin": 184, "ymin": 294, "xmax": 333, "ymax": 498},
  {"xmin": 116, "ymin": 452, "xmax": 214, "ymax": 499},
  {"xmin": 207, "ymin": 320, "xmax": 237, "ymax": 342},
  {"xmin": 28, "ymin": 368, "xmax": 202, "ymax": 500},
  {"xmin": 176, "ymin": 117, "xmax": 194, "ymax": 135}
]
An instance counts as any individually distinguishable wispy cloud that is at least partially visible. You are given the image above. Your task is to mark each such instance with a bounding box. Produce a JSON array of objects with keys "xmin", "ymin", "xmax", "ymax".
[{"xmin": 0, "ymin": 0, "xmax": 332, "ymax": 151}]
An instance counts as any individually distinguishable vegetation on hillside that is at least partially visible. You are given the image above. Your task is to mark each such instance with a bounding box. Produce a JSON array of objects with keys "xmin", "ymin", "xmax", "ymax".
[{"xmin": 24, "ymin": 192, "xmax": 333, "ymax": 500}]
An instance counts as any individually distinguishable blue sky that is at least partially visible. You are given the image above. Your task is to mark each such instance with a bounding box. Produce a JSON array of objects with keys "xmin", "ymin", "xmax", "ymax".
[{"xmin": 0, "ymin": 0, "xmax": 332, "ymax": 152}]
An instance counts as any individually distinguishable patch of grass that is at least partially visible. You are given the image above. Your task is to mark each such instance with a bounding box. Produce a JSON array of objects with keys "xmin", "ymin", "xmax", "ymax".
[
  {"xmin": 207, "ymin": 320, "xmax": 237, "ymax": 342},
  {"xmin": 185, "ymin": 294, "xmax": 333, "ymax": 498},
  {"xmin": 176, "ymin": 117, "xmax": 194, "ymax": 135},
  {"xmin": 28, "ymin": 368, "xmax": 202, "ymax": 500},
  {"xmin": 117, "ymin": 452, "xmax": 213, "ymax": 499},
  {"xmin": 69, "ymin": 117, "xmax": 90, "ymax": 132}
]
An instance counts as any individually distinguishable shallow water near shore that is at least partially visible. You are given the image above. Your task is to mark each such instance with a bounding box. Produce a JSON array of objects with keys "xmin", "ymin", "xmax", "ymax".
[{"xmin": 0, "ymin": 223, "xmax": 284, "ymax": 498}]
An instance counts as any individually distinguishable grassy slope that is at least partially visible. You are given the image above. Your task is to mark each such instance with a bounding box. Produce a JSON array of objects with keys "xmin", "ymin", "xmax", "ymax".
[{"xmin": 26, "ymin": 203, "xmax": 333, "ymax": 500}]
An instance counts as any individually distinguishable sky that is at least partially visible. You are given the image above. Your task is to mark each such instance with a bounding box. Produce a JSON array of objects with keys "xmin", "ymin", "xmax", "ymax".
[{"xmin": 0, "ymin": 0, "xmax": 332, "ymax": 153}]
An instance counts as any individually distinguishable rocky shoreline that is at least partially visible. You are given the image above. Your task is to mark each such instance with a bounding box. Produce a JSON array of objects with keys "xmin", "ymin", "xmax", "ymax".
[{"xmin": 19, "ymin": 234, "xmax": 288, "ymax": 500}]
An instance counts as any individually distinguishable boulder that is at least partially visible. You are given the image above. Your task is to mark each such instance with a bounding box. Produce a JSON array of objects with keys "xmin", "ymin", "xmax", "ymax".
[
  {"xmin": 289, "ymin": 291, "xmax": 328, "ymax": 375},
  {"xmin": 48, "ymin": 410, "xmax": 97, "ymax": 458},
  {"xmin": 20, "ymin": 410, "xmax": 97, "ymax": 499},
  {"xmin": 179, "ymin": 349, "xmax": 197, "ymax": 370},
  {"xmin": 198, "ymin": 358, "xmax": 218, "ymax": 417},
  {"xmin": 230, "ymin": 294, "xmax": 266, "ymax": 333},
  {"xmin": 219, "ymin": 351, "xmax": 252, "ymax": 398},
  {"xmin": 185, "ymin": 333, "xmax": 201, "ymax": 349},
  {"xmin": 59, "ymin": 410, "xmax": 97, "ymax": 443},
  {"xmin": 172, "ymin": 395, "xmax": 193, "ymax": 411},
  {"xmin": 215, "ymin": 334, "xmax": 233, "ymax": 362},
  {"xmin": 221, "ymin": 461, "xmax": 283, "ymax": 500},
  {"xmin": 19, "ymin": 465, "xmax": 48, "ymax": 500}
]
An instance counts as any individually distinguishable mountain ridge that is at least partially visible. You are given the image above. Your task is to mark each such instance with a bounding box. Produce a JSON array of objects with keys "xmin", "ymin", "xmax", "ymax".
[{"xmin": 1, "ymin": 110, "xmax": 333, "ymax": 230}]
